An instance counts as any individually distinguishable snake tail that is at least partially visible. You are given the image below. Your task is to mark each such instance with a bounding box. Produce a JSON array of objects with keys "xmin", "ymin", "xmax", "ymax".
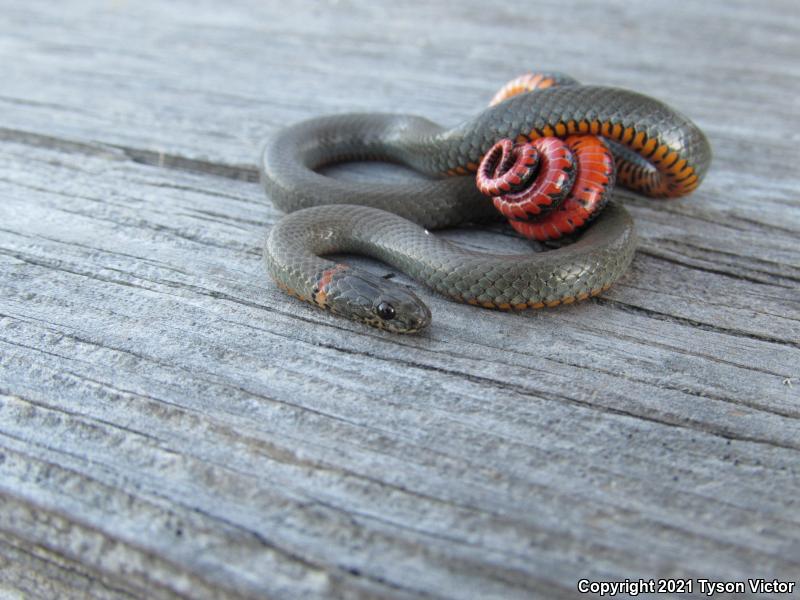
[{"xmin": 478, "ymin": 135, "xmax": 617, "ymax": 241}]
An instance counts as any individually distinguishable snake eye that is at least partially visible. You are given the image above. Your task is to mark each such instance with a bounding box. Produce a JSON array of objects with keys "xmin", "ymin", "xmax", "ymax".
[{"xmin": 375, "ymin": 301, "xmax": 395, "ymax": 320}]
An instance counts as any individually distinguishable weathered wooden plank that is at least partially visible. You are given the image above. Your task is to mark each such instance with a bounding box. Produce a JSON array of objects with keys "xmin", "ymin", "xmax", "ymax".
[
  {"xmin": 0, "ymin": 534, "xmax": 142, "ymax": 600},
  {"xmin": 0, "ymin": 0, "xmax": 799, "ymax": 598},
  {"xmin": 1, "ymin": 138, "xmax": 799, "ymax": 598}
]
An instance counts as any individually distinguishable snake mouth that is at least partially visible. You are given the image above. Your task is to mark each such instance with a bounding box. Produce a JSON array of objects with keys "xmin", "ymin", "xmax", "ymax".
[{"xmin": 356, "ymin": 310, "xmax": 431, "ymax": 334}]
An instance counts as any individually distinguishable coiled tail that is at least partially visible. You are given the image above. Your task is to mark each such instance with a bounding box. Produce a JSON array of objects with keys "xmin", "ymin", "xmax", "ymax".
[{"xmin": 477, "ymin": 135, "xmax": 616, "ymax": 241}]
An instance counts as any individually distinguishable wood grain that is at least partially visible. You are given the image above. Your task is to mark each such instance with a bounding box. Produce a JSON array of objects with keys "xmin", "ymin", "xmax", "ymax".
[{"xmin": 0, "ymin": 0, "xmax": 798, "ymax": 598}]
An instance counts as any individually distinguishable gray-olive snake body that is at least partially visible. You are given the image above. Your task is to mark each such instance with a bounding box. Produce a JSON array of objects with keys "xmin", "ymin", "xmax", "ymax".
[{"xmin": 260, "ymin": 72, "xmax": 711, "ymax": 333}]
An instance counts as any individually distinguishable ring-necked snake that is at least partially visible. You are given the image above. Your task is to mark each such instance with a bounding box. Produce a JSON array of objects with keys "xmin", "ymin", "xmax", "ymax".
[{"xmin": 260, "ymin": 72, "xmax": 711, "ymax": 333}]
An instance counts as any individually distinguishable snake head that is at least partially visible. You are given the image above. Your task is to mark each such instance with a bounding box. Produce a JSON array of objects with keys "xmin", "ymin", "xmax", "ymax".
[{"xmin": 325, "ymin": 269, "xmax": 431, "ymax": 334}]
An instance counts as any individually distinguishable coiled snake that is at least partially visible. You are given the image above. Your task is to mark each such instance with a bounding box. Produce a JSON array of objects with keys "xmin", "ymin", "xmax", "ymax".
[{"xmin": 260, "ymin": 72, "xmax": 711, "ymax": 333}]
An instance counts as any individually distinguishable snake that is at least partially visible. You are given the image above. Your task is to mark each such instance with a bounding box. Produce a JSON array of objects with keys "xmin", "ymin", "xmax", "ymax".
[{"xmin": 260, "ymin": 72, "xmax": 711, "ymax": 333}]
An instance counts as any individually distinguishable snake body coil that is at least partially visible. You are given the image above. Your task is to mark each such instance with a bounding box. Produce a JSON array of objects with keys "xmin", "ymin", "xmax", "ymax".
[{"xmin": 261, "ymin": 73, "xmax": 711, "ymax": 333}]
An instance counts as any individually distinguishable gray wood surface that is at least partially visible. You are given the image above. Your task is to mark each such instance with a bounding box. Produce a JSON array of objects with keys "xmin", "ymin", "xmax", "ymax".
[{"xmin": 1, "ymin": 0, "xmax": 799, "ymax": 598}]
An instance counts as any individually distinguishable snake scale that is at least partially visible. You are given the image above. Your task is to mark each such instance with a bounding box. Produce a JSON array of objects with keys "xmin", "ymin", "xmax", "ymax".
[{"xmin": 260, "ymin": 72, "xmax": 711, "ymax": 333}]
